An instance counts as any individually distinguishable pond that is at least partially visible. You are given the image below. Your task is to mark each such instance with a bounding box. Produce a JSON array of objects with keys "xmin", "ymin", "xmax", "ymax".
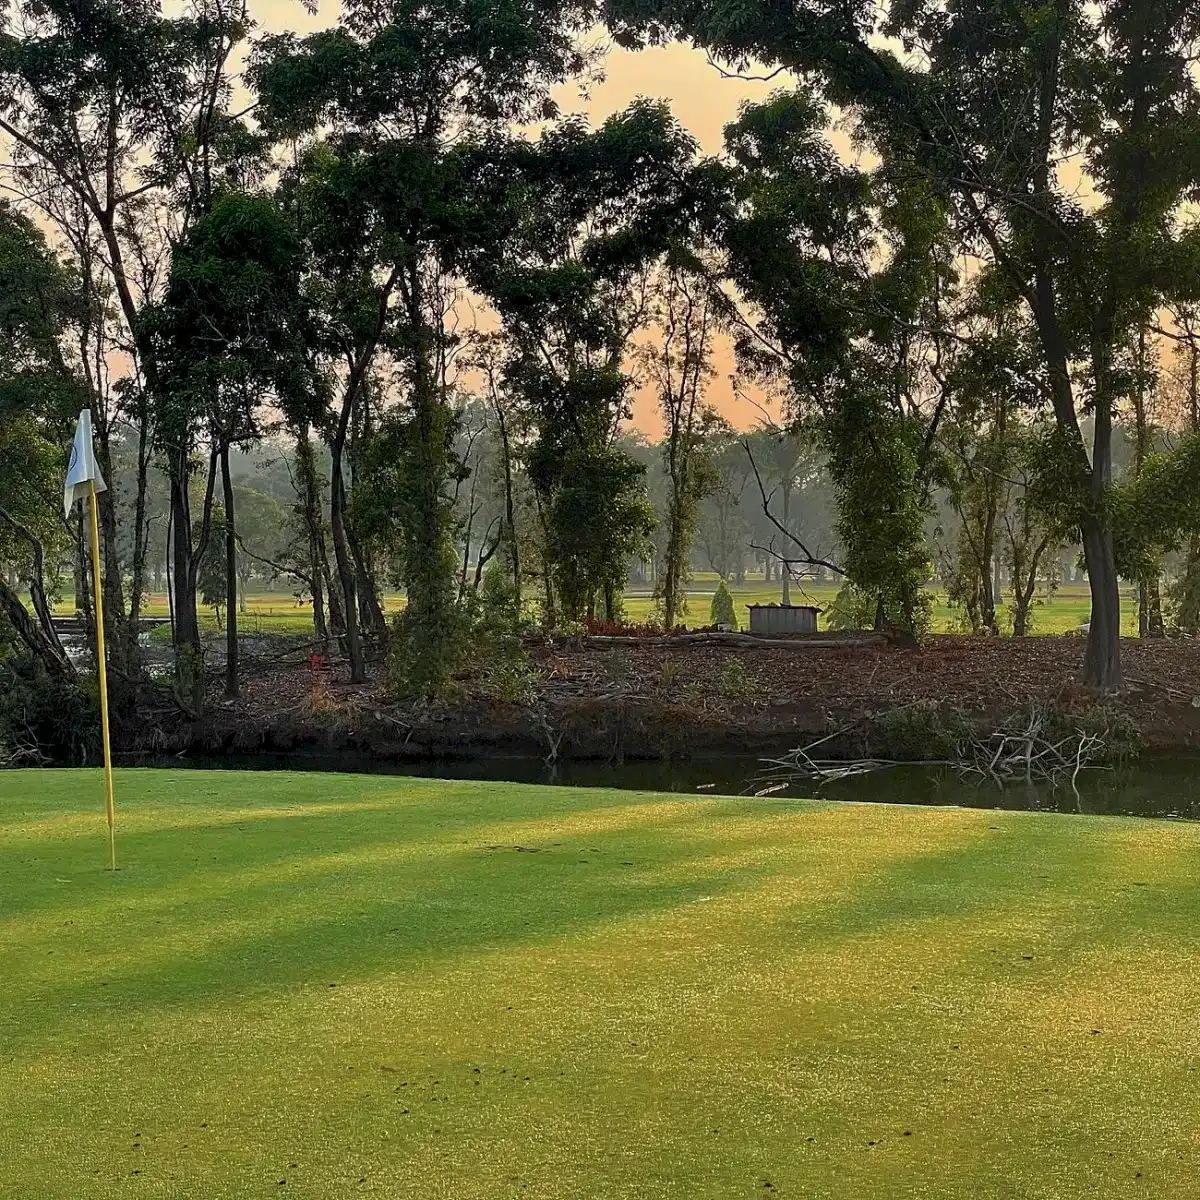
[{"xmin": 157, "ymin": 749, "xmax": 1200, "ymax": 821}]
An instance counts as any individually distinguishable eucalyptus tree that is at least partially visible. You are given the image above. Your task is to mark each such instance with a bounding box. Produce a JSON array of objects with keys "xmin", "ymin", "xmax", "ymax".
[
  {"xmin": 719, "ymin": 88, "xmax": 952, "ymax": 634},
  {"xmin": 250, "ymin": 0, "xmax": 595, "ymax": 690},
  {"xmin": 471, "ymin": 100, "xmax": 719, "ymax": 621},
  {"xmin": 933, "ymin": 282, "xmax": 1050, "ymax": 634},
  {"xmin": 1164, "ymin": 301, "xmax": 1200, "ymax": 629},
  {"xmin": 145, "ymin": 189, "xmax": 305, "ymax": 697},
  {"xmin": 638, "ymin": 257, "xmax": 720, "ymax": 628},
  {"xmin": 605, "ymin": 0, "xmax": 1200, "ymax": 688},
  {"xmin": 0, "ymin": 200, "xmax": 83, "ymax": 681},
  {"xmin": 1, "ymin": 0, "xmax": 259, "ymax": 707}
]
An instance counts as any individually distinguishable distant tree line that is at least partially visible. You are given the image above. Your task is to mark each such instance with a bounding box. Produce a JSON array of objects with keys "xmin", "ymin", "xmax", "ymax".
[{"xmin": 2, "ymin": 0, "xmax": 1200, "ymax": 734}]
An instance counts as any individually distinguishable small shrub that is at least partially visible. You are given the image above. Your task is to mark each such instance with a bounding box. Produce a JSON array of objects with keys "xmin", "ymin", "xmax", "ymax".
[
  {"xmin": 1044, "ymin": 702, "xmax": 1140, "ymax": 767},
  {"xmin": 825, "ymin": 582, "xmax": 877, "ymax": 631},
  {"xmin": 605, "ymin": 650, "xmax": 631, "ymax": 687},
  {"xmin": 0, "ymin": 636, "xmax": 98, "ymax": 765},
  {"xmin": 866, "ymin": 700, "xmax": 971, "ymax": 760},
  {"xmin": 481, "ymin": 655, "xmax": 539, "ymax": 704},
  {"xmin": 826, "ymin": 581, "xmax": 932, "ymax": 639},
  {"xmin": 715, "ymin": 655, "xmax": 757, "ymax": 703},
  {"xmin": 709, "ymin": 580, "xmax": 738, "ymax": 630},
  {"xmin": 657, "ymin": 657, "xmax": 684, "ymax": 691}
]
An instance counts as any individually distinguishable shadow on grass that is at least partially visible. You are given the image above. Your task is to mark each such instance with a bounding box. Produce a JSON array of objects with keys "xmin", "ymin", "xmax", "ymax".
[
  {"xmin": 9, "ymin": 775, "xmax": 1200, "ymax": 1057},
  {"xmin": 769, "ymin": 807, "xmax": 1200, "ymax": 980},
  {"xmin": 4, "ymin": 792, "xmax": 775, "ymax": 1049}
]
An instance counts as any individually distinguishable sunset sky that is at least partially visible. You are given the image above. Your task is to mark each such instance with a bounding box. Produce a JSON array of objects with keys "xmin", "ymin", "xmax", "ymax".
[{"xmin": 250, "ymin": 1, "xmax": 810, "ymax": 436}]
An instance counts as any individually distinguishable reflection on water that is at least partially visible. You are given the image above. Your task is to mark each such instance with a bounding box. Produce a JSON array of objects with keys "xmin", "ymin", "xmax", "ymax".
[{"xmin": 139, "ymin": 750, "xmax": 1200, "ymax": 821}]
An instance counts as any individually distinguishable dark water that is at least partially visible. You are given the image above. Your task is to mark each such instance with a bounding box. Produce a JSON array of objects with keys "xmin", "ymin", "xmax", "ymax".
[{"xmin": 142, "ymin": 750, "xmax": 1200, "ymax": 821}]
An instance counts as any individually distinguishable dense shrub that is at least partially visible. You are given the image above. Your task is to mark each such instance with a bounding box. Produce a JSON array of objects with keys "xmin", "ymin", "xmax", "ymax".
[
  {"xmin": 709, "ymin": 580, "xmax": 737, "ymax": 630},
  {"xmin": 0, "ymin": 624, "xmax": 97, "ymax": 764}
]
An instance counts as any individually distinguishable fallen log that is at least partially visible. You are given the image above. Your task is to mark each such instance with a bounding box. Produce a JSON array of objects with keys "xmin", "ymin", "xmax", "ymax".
[{"xmin": 562, "ymin": 631, "xmax": 889, "ymax": 651}]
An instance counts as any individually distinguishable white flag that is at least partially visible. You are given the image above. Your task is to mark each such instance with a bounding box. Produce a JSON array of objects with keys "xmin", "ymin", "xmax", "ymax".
[{"xmin": 63, "ymin": 409, "xmax": 107, "ymax": 519}]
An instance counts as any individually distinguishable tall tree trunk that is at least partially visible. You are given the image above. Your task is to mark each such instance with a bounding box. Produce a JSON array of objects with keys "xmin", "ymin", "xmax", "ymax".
[
  {"xmin": 496, "ymin": 409, "xmax": 521, "ymax": 614},
  {"xmin": 1081, "ymin": 519, "xmax": 1124, "ymax": 691},
  {"xmin": 1083, "ymin": 357, "xmax": 1123, "ymax": 689},
  {"xmin": 220, "ymin": 444, "xmax": 239, "ymax": 699},
  {"xmin": 171, "ymin": 445, "xmax": 219, "ymax": 713},
  {"xmin": 661, "ymin": 412, "xmax": 686, "ymax": 629},
  {"xmin": 329, "ymin": 431, "xmax": 364, "ymax": 683},
  {"xmin": 1131, "ymin": 328, "xmax": 1164, "ymax": 639},
  {"xmin": 348, "ymin": 523, "xmax": 386, "ymax": 638},
  {"xmin": 76, "ymin": 508, "xmax": 95, "ymax": 664},
  {"xmin": 1029, "ymin": 287, "xmax": 1123, "ymax": 688},
  {"xmin": 780, "ymin": 482, "xmax": 792, "ymax": 606},
  {"xmin": 0, "ymin": 576, "xmax": 74, "ymax": 682},
  {"xmin": 987, "ymin": 545, "xmax": 1002, "ymax": 634},
  {"xmin": 346, "ymin": 394, "xmax": 387, "ymax": 640},
  {"xmin": 127, "ymin": 402, "xmax": 151, "ymax": 679},
  {"xmin": 1147, "ymin": 577, "xmax": 1165, "ymax": 638},
  {"xmin": 395, "ymin": 273, "xmax": 458, "ymax": 692},
  {"xmin": 1012, "ymin": 553, "xmax": 1037, "ymax": 638},
  {"xmin": 662, "ymin": 495, "xmax": 681, "ymax": 629},
  {"xmin": 165, "ymin": 506, "xmax": 175, "ymax": 641},
  {"xmin": 0, "ymin": 507, "xmax": 72, "ymax": 672},
  {"xmin": 168, "ymin": 447, "xmax": 203, "ymax": 708},
  {"xmin": 324, "ymin": 555, "xmax": 345, "ymax": 642},
  {"xmin": 294, "ymin": 425, "xmax": 330, "ymax": 644},
  {"xmin": 459, "ymin": 504, "xmax": 475, "ymax": 600}
]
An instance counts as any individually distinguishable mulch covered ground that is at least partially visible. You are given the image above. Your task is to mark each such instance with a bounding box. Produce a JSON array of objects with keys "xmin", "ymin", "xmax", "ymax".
[
  {"xmin": 535, "ymin": 635, "xmax": 1200, "ymax": 716},
  {"xmin": 175, "ymin": 634, "xmax": 1200, "ymax": 759}
]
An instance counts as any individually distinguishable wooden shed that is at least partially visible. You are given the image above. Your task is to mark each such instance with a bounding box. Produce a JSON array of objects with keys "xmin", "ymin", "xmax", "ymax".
[{"xmin": 747, "ymin": 603, "xmax": 820, "ymax": 637}]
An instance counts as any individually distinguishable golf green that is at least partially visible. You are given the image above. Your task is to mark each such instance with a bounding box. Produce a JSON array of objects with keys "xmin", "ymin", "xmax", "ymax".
[{"xmin": 2, "ymin": 769, "xmax": 1199, "ymax": 1197}]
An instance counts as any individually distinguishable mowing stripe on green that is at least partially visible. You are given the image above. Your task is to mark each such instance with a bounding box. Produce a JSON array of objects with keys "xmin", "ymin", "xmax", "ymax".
[{"xmin": 2, "ymin": 769, "xmax": 1197, "ymax": 1198}]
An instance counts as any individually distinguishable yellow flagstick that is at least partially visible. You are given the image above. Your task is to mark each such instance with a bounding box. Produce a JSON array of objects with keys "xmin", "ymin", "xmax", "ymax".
[{"xmin": 86, "ymin": 479, "xmax": 116, "ymax": 871}]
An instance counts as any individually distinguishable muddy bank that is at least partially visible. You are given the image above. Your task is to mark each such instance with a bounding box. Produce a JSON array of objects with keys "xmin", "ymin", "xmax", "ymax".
[{"xmin": 117, "ymin": 635, "xmax": 1200, "ymax": 766}]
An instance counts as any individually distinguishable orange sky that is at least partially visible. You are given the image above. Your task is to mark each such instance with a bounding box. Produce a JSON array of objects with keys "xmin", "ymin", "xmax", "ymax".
[{"xmin": 250, "ymin": 2, "xmax": 805, "ymax": 435}]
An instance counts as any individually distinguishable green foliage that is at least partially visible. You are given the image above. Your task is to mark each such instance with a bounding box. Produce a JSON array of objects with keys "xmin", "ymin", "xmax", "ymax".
[
  {"xmin": 715, "ymin": 655, "xmax": 756, "ymax": 703},
  {"xmin": 0, "ymin": 200, "xmax": 81, "ymax": 535},
  {"xmin": 721, "ymin": 88, "xmax": 938, "ymax": 636},
  {"xmin": 1112, "ymin": 434, "xmax": 1200, "ymax": 584},
  {"xmin": 363, "ymin": 401, "xmax": 464, "ymax": 698},
  {"xmin": 248, "ymin": 0, "xmax": 606, "ymax": 686},
  {"xmin": 145, "ymin": 191, "xmax": 306, "ymax": 436},
  {"xmin": 540, "ymin": 443, "xmax": 656, "ymax": 622},
  {"xmin": 1167, "ymin": 548, "xmax": 1200, "ymax": 636},
  {"xmin": 196, "ymin": 508, "xmax": 228, "ymax": 618},
  {"xmin": 0, "ymin": 620, "xmax": 96, "ymax": 764},
  {"xmin": 865, "ymin": 700, "xmax": 974, "ymax": 762},
  {"xmin": 709, "ymin": 579, "xmax": 737, "ymax": 629},
  {"xmin": 606, "ymin": 0, "xmax": 1200, "ymax": 689},
  {"xmin": 468, "ymin": 566, "xmax": 539, "ymax": 702},
  {"xmin": 472, "ymin": 99, "xmax": 715, "ymax": 627},
  {"xmin": 824, "ymin": 394, "xmax": 932, "ymax": 636},
  {"xmin": 825, "ymin": 581, "xmax": 878, "ymax": 632}
]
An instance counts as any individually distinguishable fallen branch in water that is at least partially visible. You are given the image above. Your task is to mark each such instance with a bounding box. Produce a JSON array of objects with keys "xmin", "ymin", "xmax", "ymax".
[{"xmin": 756, "ymin": 705, "xmax": 1116, "ymax": 792}]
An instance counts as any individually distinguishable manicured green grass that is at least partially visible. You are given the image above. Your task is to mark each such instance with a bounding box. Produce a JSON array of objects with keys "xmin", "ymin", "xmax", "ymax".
[
  {"xmin": 3, "ymin": 769, "xmax": 1198, "ymax": 1197},
  {"xmin": 130, "ymin": 592, "xmax": 409, "ymax": 636},
  {"xmin": 624, "ymin": 574, "xmax": 1139, "ymax": 636},
  {"xmin": 57, "ymin": 578, "xmax": 1137, "ymax": 637}
]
